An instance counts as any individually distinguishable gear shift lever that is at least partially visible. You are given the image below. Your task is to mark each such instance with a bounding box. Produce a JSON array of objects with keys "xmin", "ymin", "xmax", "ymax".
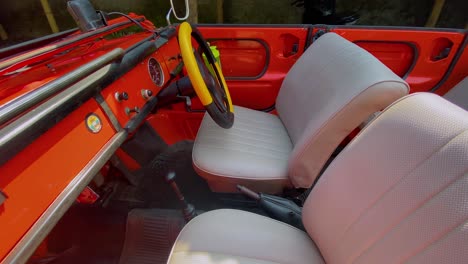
[
  {"xmin": 237, "ymin": 185, "xmax": 304, "ymax": 230},
  {"xmin": 165, "ymin": 171, "xmax": 197, "ymax": 222}
]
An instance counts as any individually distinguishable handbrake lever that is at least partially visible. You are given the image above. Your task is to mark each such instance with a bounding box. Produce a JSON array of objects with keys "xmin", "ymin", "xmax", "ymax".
[{"xmin": 237, "ymin": 185, "xmax": 304, "ymax": 230}]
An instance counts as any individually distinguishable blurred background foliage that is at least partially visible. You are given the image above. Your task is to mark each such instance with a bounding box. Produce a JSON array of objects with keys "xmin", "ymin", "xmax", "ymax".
[{"xmin": 0, "ymin": 0, "xmax": 466, "ymax": 48}]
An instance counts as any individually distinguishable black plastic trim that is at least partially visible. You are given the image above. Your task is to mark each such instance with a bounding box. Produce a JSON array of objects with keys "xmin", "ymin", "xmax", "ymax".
[
  {"xmin": 124, "ymin": 96, "xmax": 159, "ymax": 134},
  {"xmin": 94, "ymin": 93, "xmax": 122, "ymax": 131},
  {"xmin": 304, "ymin": 25, "xmax": 315, "ymax": 51},
  {"xmin": 258, "ymin": 104, "xmax": 277, "ymax": 113},
  {"xmin": 0, "ymin": 189, "xmax": 7, "ymax": 206}
]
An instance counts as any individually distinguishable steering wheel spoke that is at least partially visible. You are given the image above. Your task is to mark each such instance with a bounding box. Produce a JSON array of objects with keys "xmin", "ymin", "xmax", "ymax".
[{"xmin": 178, "ymin": 22, "xmax": 234, "ymax": 128}]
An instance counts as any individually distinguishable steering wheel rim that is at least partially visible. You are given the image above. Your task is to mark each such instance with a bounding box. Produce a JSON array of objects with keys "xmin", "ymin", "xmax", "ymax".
[{"xmin": 178, "ymin": 22, "xmax": 234, "ymax": 129}]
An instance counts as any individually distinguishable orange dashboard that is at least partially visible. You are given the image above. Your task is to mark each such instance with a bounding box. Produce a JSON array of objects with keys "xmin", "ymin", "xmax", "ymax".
[
  {"xmin": 101, "ymin": 39, "xmax": 181, "ymax": 128},
  {"xmin": 0, "ymin": 32, "xmax": 182, "ymax": 261}
]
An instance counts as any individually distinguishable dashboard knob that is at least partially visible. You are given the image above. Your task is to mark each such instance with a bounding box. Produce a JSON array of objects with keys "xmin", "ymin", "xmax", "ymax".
[
  {"xmin": 141, "ymin": 89, "xmax": 153, "ymax": 100},
  {"xmin": 125, "ymin": 106, "xmax": 140, "ymax": 116},
  {"xmin": 115, "ymin": 92, "xmax": 129, "ymax": 102}
]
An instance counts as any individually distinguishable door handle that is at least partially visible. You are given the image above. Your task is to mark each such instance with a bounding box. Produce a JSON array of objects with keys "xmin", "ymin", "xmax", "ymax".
[
  {"xmin": 431, "ymin": 38, "xmax": 453, "ymax": 61},
  {"xmin": 281, "ymin": 33, "xmax": 300, "ymax": 58},
  {"xmin": 284, "ymin": 43, "xmax": 299, "ymax": 57},
  {"xmin": 433, "ymin": 47, "xmax": 452, "ymax": 61}
]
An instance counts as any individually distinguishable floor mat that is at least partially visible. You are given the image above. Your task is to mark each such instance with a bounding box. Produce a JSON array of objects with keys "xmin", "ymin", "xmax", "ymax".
[
  {"xmin": 110, "ymin": 140, "xmax": 267, "ymax": 215},
  {"xmin": 119, "ymin": 209, "xmax": 186, "ymax": 264},
  {"xmin": 134, "ymin": 140, "xmax": 222, "ymax": 210},
  {"xmin": 43, "ymin": 205, "xmax": 127, "ymax": 264}
]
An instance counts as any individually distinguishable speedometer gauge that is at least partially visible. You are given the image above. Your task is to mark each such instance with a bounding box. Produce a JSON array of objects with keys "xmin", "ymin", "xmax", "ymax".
[{"xmin": 148, "ymin": 58, "xmax": 164, "ymax": 86}]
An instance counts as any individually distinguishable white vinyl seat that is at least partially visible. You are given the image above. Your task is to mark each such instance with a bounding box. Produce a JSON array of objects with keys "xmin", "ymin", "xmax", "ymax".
[
  {"xmin": 444, "ymin": 77, "xmax": 468, "ymax": 110},
  {"xmin": 169, "ymin": 93, "xmax": 468, "ymax": 264},
  {"xmin": 193, "ymin": 32, "xmax": 409, "ymax": 193}
]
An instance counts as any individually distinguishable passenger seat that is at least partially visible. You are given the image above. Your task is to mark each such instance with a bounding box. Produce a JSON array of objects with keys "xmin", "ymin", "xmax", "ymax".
[{"xmin": 444, "ymin": 77, "xmax": 468, "ymax": 110}]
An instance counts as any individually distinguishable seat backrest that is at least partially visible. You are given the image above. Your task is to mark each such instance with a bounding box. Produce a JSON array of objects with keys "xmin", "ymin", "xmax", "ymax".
[
  {"xmin": 276, "ymin": 32, "xmax": 409, "ymax": 188},
  {"xmin": 303, "ymin": 93, "xmax": 468, "ymax": 263},
  {"xmin": 444, "ymin": 77, "xmax": 468, "ymax": 110}
]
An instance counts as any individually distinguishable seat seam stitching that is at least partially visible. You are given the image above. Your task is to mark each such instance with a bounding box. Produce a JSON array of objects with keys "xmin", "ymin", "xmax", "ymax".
[
  {"xmin": 200, "ymin": 128, "xmax": 291, "ymax": 146},
  {"xmin": 193, "ymin": 160, "xmax": 289, "ymax": 180},
  {"xmin": 170, "ymin": 250, "xmax": 282, "ymax": 264},
  {"xmin": 401, "ymin": 215, "xmax": 468, "ymax": 263},
  {"xmin": 196, "ymin": 145, "xmax": 290, "ymax": 160},
  {"xmin": 350, "ymin": 165, "xmax": 468, "ymax": 263},
  {"xmin": 204, "ymin": 123, "xmax": 287, "ymax": 138},
  {"xmin": 339, "ymin": 127, "xmax": 468, "ymax": 251},
  {"xmin": 197, "ymin": 135, "xmax": 291, "ymax": 155}
]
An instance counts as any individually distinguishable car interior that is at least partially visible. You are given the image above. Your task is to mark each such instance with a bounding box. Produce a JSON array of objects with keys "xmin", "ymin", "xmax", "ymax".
[{"xmin": 0, "ymin": 1, "xmax": 467, "ymax": 263}]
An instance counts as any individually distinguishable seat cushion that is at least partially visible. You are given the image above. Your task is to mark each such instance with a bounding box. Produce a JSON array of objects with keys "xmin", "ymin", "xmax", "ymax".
[
  {"xmin": 167, "ymin": 209, "xmax": 324, "ymax": 264},
  {"xmin": 193, "ymin": 106, "xmax": 293, "ymax": 193},
  {"xmin": 303, "ymin": 93, "xmax": 468, "ymax": 263},
  {"xmin": 443, "ymin": 77, "xmax": 468, "ymax": 110}
]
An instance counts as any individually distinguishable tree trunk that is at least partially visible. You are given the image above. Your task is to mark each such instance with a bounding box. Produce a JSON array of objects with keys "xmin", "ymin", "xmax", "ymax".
[
  {"xmin": 187, "ymin": 0, "xmax": 198, "ymax": 24},
  {"xmin": 216, "ymin": 0, "xmax": 224, "ymax": 23}
]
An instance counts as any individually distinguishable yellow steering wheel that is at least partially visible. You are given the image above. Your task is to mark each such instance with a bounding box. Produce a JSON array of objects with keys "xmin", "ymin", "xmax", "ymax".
[{"xmin": 178, "ymin": 22, "xmax": 234, "ymax": 129}]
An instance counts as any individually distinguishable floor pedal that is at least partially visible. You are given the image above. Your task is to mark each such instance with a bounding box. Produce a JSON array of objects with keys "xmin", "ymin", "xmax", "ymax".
[{"xmin": 119, "ymin": 209, "xmax": 185, "ymax": 264}]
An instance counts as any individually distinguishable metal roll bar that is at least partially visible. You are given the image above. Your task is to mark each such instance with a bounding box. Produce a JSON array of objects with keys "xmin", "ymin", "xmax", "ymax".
[{"xmin": 0, "ymin": 48, "xmax": 124, "ymax": 126}]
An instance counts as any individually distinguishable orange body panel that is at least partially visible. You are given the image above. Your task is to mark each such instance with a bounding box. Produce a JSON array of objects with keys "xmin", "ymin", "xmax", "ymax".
[
  {"xmin": 330, "ymin": 28, "xmax": 465, "ymax": 93},
  {"xmin": 199, "ymin": 26, "xmax": 309, "ymax": 110},
  {"xmin": 0, "ymin": 100, "xmax": 115, "ymax": 259},
  {"xmin": 211, "ymin": 39, "xmax": 268, "ymax": 78},
  {"xmin": 355, "ymin": 41, "xmax": 415, "ymax": 77},
  {"xmin": 146, "ymin": 109, "xmax": 205, "ymax": 144}
]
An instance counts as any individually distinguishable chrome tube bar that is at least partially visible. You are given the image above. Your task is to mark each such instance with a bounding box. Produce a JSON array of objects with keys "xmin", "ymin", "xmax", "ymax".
[
  {"xmin": 0, "ymin": 48, "xmax": 124, "ymax": 126},
  {"xmin": 0, "ymin": 65, "xmax": 112, "ymax": 165}
]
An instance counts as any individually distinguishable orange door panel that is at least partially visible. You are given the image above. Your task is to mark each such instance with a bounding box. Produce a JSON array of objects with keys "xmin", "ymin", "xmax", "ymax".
[
  {"xmin": 355, "ymin": 41, "xmax": 415, "ymax": 77},
  {"xmin": 210, "ymin": 39, "xmax": 268, "ymax": 78},
  {"xmin": 199, "ymin": 25, "xmax": 309, "ymax": 110},
  {"xmin": 148, "ymin": 25, "xmax": 310, "ymax": 144},
  {"xmin": 328, "ymin": 27, "xmax": 466, "ymax": 93}
]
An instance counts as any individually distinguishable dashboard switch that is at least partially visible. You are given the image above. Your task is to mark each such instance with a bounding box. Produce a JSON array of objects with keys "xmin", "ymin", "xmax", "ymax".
[
  {"xmin": 125, "ymin": 106, "xmax": 140, "ymax": 116},
  {"xmin": 115, "ymin": 92, "xmax": 129, "ymax": 102},
  {"xmin": 141, "ymin": 89, "xmax": 153, "ymax": 100}
]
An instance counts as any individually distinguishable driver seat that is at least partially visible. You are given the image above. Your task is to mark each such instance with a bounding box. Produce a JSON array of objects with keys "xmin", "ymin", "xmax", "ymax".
[
  {"xmin": 169, "ymin": 93, "xmax": 468, "ymax": 263},
  {"xmin": 193, "ymin": 33, "xmax": 409, "ymax": 193}
]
